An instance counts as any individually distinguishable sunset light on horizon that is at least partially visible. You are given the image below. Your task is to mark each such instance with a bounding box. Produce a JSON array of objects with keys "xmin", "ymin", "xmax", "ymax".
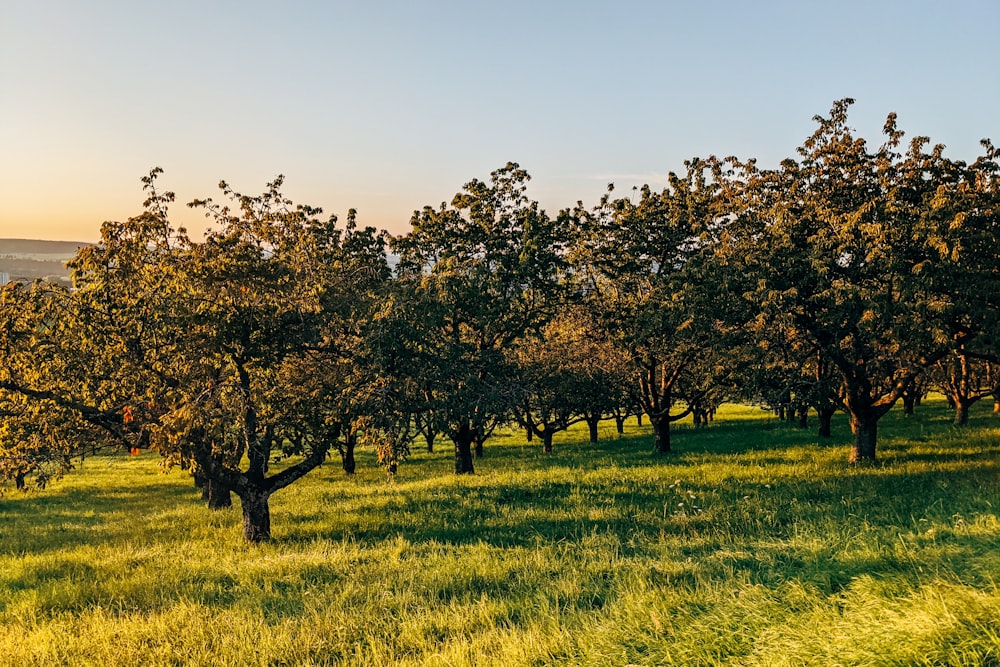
[{"xmin": 2, "ymin": 0, "xmax": 998, "ymax": 243}]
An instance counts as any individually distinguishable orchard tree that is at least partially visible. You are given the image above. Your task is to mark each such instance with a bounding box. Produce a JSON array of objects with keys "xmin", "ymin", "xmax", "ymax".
[
  {"xmin": 511, "ymin": 308, "xmax": 630, "ymax": 452},
  {"xmin": 726, "ymin": 99, "xmax": 997, "ymax": 462},
  {"xmin": 919, "ymin": 138, "xmax": 1000, "ymax": 424},
  {"xmin": 569, "ymin": 159, "xmax": 735, "ymax": 453},
  {"xmin": 1, "ymin": 175, "xmax": 184, "ymax": 488},
  {"xmin": 151, "ymin": 176, "xmax": 390, "ymax": 541},
  {"xmin": 4, "ymin": 170, "xmax": 388, "ymax": 542},
  {"xmin": 391, "ymin": 163, "xmax": 565, "ymax": 473}
]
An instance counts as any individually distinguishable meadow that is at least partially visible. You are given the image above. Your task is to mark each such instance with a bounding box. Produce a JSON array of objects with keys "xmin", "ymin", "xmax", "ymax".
[{"xmin": 2, "ymin": 400, "xmax": 998, "ymax": 666}]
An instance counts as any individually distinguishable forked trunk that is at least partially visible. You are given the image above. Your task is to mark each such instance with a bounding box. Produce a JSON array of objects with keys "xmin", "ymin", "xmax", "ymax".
[
  {"xmin": 614, "ymin": 414, "xmax": 625, "ymax": 435},
  {"xmin": 849, "ymin": 414, "xmax": 877, "ymax": 464},
  {"xmin": 586, "ymin": 415, "xmax": 600, "ymax": 443},
  {"xmin": 454, "ymin": 423, "xmax": 475, "ymax": 474},
  {"xmin": 240, "ymin": 489, "xmax": 272, "ymax": 543}
]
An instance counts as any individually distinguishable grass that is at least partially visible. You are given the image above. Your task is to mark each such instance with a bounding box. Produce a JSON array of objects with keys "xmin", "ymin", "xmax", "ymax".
[{"xmin": 2, "ymin": 399, "xmax": 999, "ymax": 666}]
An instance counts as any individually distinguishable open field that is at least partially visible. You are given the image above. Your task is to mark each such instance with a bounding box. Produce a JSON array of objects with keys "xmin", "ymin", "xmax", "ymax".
[{"xmin": 2, "ymin": 400, "xmax": 999, "ymax": 666}]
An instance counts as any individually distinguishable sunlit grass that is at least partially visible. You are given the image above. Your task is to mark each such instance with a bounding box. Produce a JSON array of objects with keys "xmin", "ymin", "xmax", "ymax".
[{"xmin": 2, "ymin": 399, "xmax": 999, "ymax": 665}]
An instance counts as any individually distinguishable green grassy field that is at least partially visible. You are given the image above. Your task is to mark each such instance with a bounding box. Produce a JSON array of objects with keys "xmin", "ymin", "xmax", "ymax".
[{"xmin": 2, "ymin": 400, "xmax": 999, "ymax": 666}]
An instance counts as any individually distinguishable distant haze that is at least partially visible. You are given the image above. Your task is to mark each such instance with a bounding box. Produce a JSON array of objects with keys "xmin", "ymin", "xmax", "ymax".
[{"xmin": 0, "ymin": 238, "xmax": 89, "ymax": 283}]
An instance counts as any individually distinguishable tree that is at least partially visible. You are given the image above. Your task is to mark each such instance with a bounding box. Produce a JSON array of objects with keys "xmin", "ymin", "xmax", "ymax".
[
  {"xmin": 3, "ymin": 170, "xmax": 388, "ymax": 542},
  {"xmin": 391, "ymin": 163, "xmax": 565, "ymax": 473},
  {"xmin": 569, "ymin": 160, "xmax": 734, "ymax": 453},
  {"xmin": 726, "ymin": 100, "xmax": 996, "ymax": 462},
  {"xmin": 1, "ymin": 175, "xmax": 182, "ymax": 488},
  {"xmin": 511, "ymin": 308, "xmax": 630, "ymax": 452},
  {"xmin": 152, "ymin": 176, "xmax": 389, "ymax": 541},
  {"xmin": 919, "ymin": 137, "xmax": 1000, "ymax": 424}
]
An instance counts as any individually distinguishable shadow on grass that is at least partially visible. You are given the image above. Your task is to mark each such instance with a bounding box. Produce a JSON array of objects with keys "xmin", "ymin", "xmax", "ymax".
[{"xmin": 0, "ymin": 477, "xmax": 202, "ymax": 555}]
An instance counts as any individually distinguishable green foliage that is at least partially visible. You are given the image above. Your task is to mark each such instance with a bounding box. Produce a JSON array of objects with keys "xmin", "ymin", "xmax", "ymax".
[
  {"xmin": 2, "ymin": 399, "xmax": 998, "ymax": 665},
  {"xmin": 568, "ymin": 160, "xmax": 738, "ymax": 453},
  {"xmin": 389, "ymin": 163, "xmax": 568, "ymax": 473},
  {"xmin": 511, "ymin": 307, "xmax": 631, "ymax": 450},
  {"xmin": 1, "ymin": 170, "xmax": 391, "ymax": 541},
  {"xmin": 725, "ymin": 99, "xmax": 1000, "ymax": 462}
]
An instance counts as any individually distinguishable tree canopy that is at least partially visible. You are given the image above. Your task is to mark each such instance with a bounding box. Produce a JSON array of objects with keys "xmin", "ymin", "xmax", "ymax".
[{"xmin": 2, "ymin": 101, "xmax": 997, "ymax": 541}]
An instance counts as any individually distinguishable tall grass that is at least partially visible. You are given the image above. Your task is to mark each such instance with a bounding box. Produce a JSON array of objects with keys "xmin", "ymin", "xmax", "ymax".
[{"xmin": 2, "ymin": 399, "xmax": 998, "ymax": 665}]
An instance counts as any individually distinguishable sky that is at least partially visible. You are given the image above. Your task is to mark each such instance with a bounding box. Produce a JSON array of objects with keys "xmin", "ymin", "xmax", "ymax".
[{"xmin": 2, "ymin": 0, "xmax": 998, "ymax": 243}]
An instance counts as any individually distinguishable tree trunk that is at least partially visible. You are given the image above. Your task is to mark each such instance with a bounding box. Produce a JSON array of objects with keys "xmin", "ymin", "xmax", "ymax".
[
  {"xmin": 614, "ymin": 414, "xmax": 625, "ymax": 435},
  {"xmin": 635, "ymin": 413, "xmax": 643, "ymax": 427},
  {"xmin": 525, "ymin": 425, "xmax": 533, "ymax": 442},
  {"xmin": 340, "ymin": 432, "xmax": 357, "ymax": 475},
  {"xmin": 454, "ymin": 423, "xmax": 475, "ymax": 474},
  {"xmin": 206, "ymin": 478, "xmax": 233, "ymax": 509},
  {"xmin": 817, "ymin": 407, "xmax": 835, "ymax": 438},
  {"xmin": 797, "ymin": 404, "xmax": 809, "ymax": 429},
  {"xmin": 848, "ymin": 414, "xmax": 877, "ymax": 464},
  {"xmin": 542, "ymin": 429, "xmax": 553, "ymax": 454},
  {"xmin": 902, "ymin": 394, "xmax": 915, "ymax": 416},
  {"xmin": 194, "ymin": 469, "xmax": 209, "ymax": 500},
  {"xmin": 586, "ymin": 415, "xmax": 600, "ymax": 443},
  {"xmin": 424, "ymin": 431, "xmax": 435, "ymax": 453},
  {"xmin": 239, "ymin": 489, "xmax": 272, "ymax": 543},
  {"xmin": 15, "ymin": 470, "xmax": 26, "ymax": 491},
  {"xmin": 652, "ymin": 415, "xmax": 671, "ymax": 454},
  {"xmin": 474, "ymin": 432, "xmax": 485, "ymax": 459},
  {"xmin": 954, "ymin": 399, "xmax": 972, "ymax": 426}
]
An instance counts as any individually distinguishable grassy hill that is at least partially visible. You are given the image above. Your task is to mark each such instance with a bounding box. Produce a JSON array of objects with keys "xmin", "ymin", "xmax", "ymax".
[
  {"xmin": 2, "ymin": 400, "xmax": 998, "ymax": 665},
  {"xmin": 0, "ymin": 238, "xmax": 90, "ymax": 284}
]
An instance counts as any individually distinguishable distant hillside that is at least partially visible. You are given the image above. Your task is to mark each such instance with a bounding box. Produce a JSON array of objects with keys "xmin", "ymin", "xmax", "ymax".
[
  {"xmin": 0, "ymin": 239, "xmax": 90, "ymax": 255},
  {"xmin": 0, "ymin": 238, "xmax": 91, "ymax": 284}
]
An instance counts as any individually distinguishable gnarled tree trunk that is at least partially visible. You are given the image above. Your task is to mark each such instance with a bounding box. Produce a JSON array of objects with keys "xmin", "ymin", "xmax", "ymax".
[
  {"xmin": 848, "ymin": 413, "xmax": 878, "ymax": 464},
  {"xmin": 238, "ymin": 488, "xmax": 272, "ymax": 543},
  {"xmin": 542, "ymin": 429, "xmax": 554, "ymax": 454}
]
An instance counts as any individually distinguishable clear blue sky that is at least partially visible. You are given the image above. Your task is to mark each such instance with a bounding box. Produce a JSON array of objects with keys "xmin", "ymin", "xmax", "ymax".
[{"xmin": 2, "ymin": 0, "xmax": 997, "ymax": 242}]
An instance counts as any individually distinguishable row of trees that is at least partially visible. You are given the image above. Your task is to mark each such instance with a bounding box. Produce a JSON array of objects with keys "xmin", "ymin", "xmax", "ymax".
[{"xmin": 2, "ymin": 100, "xmax": 998, "ymax": 542}]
